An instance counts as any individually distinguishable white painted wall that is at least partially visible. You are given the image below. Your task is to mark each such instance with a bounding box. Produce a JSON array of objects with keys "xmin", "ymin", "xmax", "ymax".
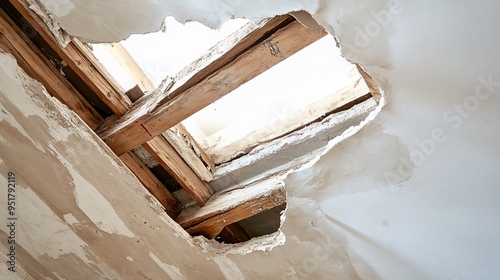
[{"xmin": 11, "ymin": 0, "xmax": 500, "ymax": 279}]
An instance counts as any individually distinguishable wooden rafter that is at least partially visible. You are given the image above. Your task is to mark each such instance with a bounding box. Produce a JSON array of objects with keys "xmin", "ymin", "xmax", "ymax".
[
  {"xmin": 3, "ymin": 0, "xmax": 190, "ymax": 216},
  {"xmin": 8, "ymin": 0, "xmax": 132, "ymax": 115},
  {"xmin": 143, "ymin": 137, "xmax": 214, "ymax": 206},
  {"xmin": 176, "ymin": 179, "xmax": 286, "ymax": 239},
  {"xmin": 102, "ymin": 42, "xmax": 215, "ymax": 181},
  {"xmin": 218, "ymin": 223, "xmax": 250, "ymax": 243},
  {"xmin": 119, "ymin": 152, "xmax": 182, "ymax": 217},
  {"xmin": 97, "ymin": 16, "xmax": 327, "ymax": 155},
  {"xmin": 0, "ymin": 8, "xmax": 103, "ymax": 129}
]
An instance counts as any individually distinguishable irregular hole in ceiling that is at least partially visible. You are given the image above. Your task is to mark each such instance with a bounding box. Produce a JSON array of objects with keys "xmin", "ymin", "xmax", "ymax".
[{"xmin": 83, "ymin": 11, "xmax": 382, "ymax": 250}]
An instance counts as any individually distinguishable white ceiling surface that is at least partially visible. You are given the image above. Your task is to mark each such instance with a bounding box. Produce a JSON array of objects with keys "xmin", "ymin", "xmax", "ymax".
[{"xmin": 21, "ymin": 0, "xmax": 500, "ymax": 279}]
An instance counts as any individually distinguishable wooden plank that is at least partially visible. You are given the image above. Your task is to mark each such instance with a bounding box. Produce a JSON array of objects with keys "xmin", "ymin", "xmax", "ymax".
[
  {"xmin": 8, "ymin": 1, "xmax": 211, "ymax": 210},
  {"xmin": 175, "ymin": 123, "xmax": 215, "ymax": 172},
  {"xmin": 8, "ymin": 0, "xmax": 132, "ymax": 115},
  {"xmin": 186, "ymin": 192, "xmax": 285, "ymax": 239},
  {"xmin": 143, "ymin": 136, "xmax": 215, "ymax": 206},
  {"xmin": 98, "ymin": 17, "xmax": 327, "ymax": 155},
  {"xmin": 218, "ymin": 224, "xmax": 250, "ymax": 243},
  {"xmin": 356, "ymin": 64, "xmax": 381, "ymax": 102},
  {"xmin": 162, "ymin": 127, "xmax": 213, "ymax": 182},
  {"xmin": 103, "ymin": 42, "xmax": 156, "ymax": 92},
  {"xmin": 105, "ymin": 44, "xmax": 215, "ymax": 180},
  {"xmin": 119, "ymin": 152, "xmax": 182, "ymax": 218},
  {"xmin": 0, "ymin": 10, "xmax": 103, "ymax": 129},
  {"xmin": 176, "ymin": 179, "xmax": 285, "ymax": 234}
]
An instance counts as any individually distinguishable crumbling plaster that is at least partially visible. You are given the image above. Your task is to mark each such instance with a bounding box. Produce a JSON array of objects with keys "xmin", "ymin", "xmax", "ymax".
[{"xmin": 2, "ymin": 0, "xmax": 500, "ymax": 279}]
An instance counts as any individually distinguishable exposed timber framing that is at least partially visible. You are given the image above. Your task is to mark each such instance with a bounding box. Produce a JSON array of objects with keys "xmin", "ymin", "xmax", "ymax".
[
  {"xmin": 176, "ymin": 179, "xmax": 286, "ymax": 239},
  {"xmin": 143, "ymin": 137, "xmax": 215, "ymax": 206},
  {"xmin": 3, "ymin": 1, "xmax": 197, "ymax": 214},
  {"xmin": 8, "ymin": 0, "xmax": 132, "ymax": 115},
  {"xmin": 218, "ymin": 223, "xmax": 250, "ymax": 243},
  {"xmin": 97, "ymin": 16, "xmax": 328, "ymax": 155},
  {"xmin": 5, "ymin": 1, "xmax": 336, "ymax": 242},
  {"xmin": 119, "ymin": 152, "xmax": 182, "ymax": 218},
  {"xmin": 0, "ymin": 8, "xmax": 103, "ymax": 129},
  {"xmin": 102, "ymin": 42, "xmax": 215, "ymax": 181}
]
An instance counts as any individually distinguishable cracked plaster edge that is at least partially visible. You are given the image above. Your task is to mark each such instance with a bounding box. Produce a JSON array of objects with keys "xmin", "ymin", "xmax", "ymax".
[
  {"xmin": 188, "ymin": 92, "xmax": 385, "ymax": 256},
  {"xmin": 20, "ymin": 1, "xmax": 391, "ymax": 256},
  {"xmin": 26, "ymin": 0, "xmax": 71, "ymax": 47}
]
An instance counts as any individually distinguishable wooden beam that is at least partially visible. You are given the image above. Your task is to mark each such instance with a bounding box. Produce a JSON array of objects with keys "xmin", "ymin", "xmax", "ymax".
[
  {"xmin": 176, "ymin": 179, "xmax": 286, "ymax": 238},
  {"xmin": 163, "ymin": 128, "xmax": 213, "ymax": 182},
  {"xmin": 98, "ymin": 17, "xmax": 327, "ymax": 155},
  {"xmin": 119, "ymin": 152, "xmax": 182, "ymax": 218},
  {"xmin": 103, "ymin": 42, "xmax": 156, "ymax": 92},
  {"xmin": 218, "ymin": 224, "xmax": 250, "ymax": 244},
  {"xmin": 143, "ymin": 136, "xmax": 215, "ymax": 206},
  {"xmin": 103, "ymin": 43, "xmax": 215, "ymax": 181},
  {"xmin": 8, "ymin": 0, "xmax": 132, "ymax": 115},
  {"xmin": 0, "ymin": 9, "xmax": 103, "ymax": 129},
  {"xmin": 7, "ymin": 1, "xmax": 208, "ymax": 210}
]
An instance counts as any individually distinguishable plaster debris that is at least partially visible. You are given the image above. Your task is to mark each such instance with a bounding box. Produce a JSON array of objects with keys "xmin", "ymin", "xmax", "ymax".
[{"xmin": 27, "ymin": 0, "xmax": 71, "ymax": 46}]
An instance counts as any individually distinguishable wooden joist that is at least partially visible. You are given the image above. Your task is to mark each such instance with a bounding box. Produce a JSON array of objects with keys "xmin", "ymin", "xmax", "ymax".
[
  {"xmin": 0, "ymin": 8, "xmax": 103, "ymax": 129},
  {"xmin": 97, "ymin": 16, "xmax": 328, "ymax": 156},
  {"xmin": 103, "ymin": 42, "xmax": 215, "ymax": 181},
  {"xmin": 218, "ymin": 224, "xmax": 250, "ymax": 243},
  {"xmin": 8, "ymin": 0, "xmax": 132, "ymax": 115},
  {"xmin": 123, "ymin": 80, "xmax": 215, "ymax": 206},
  {"xmin": 3, "ymin": 1, "xmax": 191, "ymax": 214},
  {"xmin": 176, "ymin": 179, "xmax": 286, "ymax": 239},
  {"xmin": 119, "ymin": 152, "xmax": 182, "ymax": 218},
  {"xmin": 143, "ymin": 136, "xmax": 215, "ymax": 206}
]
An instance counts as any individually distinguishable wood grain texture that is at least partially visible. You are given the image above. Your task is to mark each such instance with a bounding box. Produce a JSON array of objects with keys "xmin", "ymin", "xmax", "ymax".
[
  {"xmin": 119, "ymin": 152, "xmax": 182, "ymax": 218},
  {"xmin": 143, "ymin": 136, "xmax": 215, "ymax": 206},
  {"xmin": 0, "ymin": 10, "xmax": 103, "ymax": 129},
  {"xmin": 8, "ymin": 0, "xmax": 132, "ymax": 115},
  {"xmin": 98, "ymin": 17, "xmax": 327, "ymax": 155},
  {"xmin": 218, "ymin": 223, "xmax": 250, "ymax": 243},
  {"xmin": 177, "ymin": 179, "xmax": 285, "ymax": 238}
]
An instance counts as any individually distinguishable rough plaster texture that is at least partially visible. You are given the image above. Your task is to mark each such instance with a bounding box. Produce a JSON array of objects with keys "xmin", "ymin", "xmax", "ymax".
[{"xmin": 2, "ymin": 0, "xmax": 500, "ymax": 279}]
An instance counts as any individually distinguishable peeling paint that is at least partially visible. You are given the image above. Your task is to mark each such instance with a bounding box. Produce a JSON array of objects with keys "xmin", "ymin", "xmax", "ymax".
[
  {"xmin": 149, "ymin": 252, "xmax": 185, "ymax": 280},
  {"xmin": 73, "ymin": 173, "xmax": 135, "ymax": 238},
  {"xmin": 3, "ymin": 1, "xmax": 500, "ymax": 279},
  {"xmin": 212, "ymin": 255, "xmax": 245, "ymax": 280}
]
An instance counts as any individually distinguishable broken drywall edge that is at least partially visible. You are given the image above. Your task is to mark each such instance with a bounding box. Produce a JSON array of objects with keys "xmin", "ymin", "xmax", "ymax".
[
  {"xmin": 29, "ymin": 0, "xmax": 322, "ymax": 43},
  {"xmin": 193, "ymin": 230, "xmax": 286, "ymax": 256},
  {"xmin": 27, "ymin": 0, "xmax": 71, "ymax": 47},
  {"xmin": 14, "ymin": 0, "xmax": 392, "ymax": 261},
  {"xmin": 0, "ymin": 49, "xmax": 199, "ymax": 253},
  {"xmin": 213, "ymin": 99, "xmax": 377, "ymax": 180},
  {"xmin": 293, "ymin": 90, "xmax": 386, "ymax": 174},
  {"xmin": 193, "ymin": 95, "xmax": 383, "ymax": 256}
]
